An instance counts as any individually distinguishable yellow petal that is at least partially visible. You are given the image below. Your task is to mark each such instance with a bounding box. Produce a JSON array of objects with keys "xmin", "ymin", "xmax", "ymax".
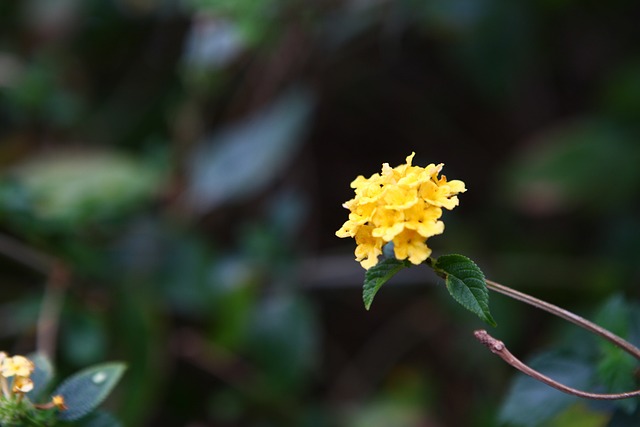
[{"xmin": 12, "ymin": 376, "xmax": 33, "ymax": 393}]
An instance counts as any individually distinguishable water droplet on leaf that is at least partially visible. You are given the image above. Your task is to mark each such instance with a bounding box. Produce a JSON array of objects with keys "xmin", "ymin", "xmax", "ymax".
[{"xmin": 92, "ymin": 372, "xmax": 107, "ymax": 384}]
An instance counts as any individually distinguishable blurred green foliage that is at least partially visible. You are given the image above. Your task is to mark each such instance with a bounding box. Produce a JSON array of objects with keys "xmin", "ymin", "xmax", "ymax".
[{"xmin": 0, "ymin": 0, "xmax": 639, "ymax": 426}]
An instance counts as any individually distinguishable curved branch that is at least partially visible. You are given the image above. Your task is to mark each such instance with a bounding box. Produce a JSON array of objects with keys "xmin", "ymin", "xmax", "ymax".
[
  {"xmin": 474, "ymin": 329, "xmax": 640, "ymax": 400},
  {"xmin": 479, "ymin": 278, "xmax": 640, "ymax": 399},
  {"xmin": 485, "ymin": 279, "xmax": 640, "ymax": 361}
]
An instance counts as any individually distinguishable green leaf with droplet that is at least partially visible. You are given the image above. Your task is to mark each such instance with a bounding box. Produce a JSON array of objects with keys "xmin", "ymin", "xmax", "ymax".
[
  {"xmin": 363, "ymin": 258, "xmax": 411, "ymax": 310},
  {"xmin": 54, "ymin": 362, "xmax": 127, "ymax": 421},
  {"xmin": 433, "ymin": 254, "xmax": 496, "ymax": 326}
]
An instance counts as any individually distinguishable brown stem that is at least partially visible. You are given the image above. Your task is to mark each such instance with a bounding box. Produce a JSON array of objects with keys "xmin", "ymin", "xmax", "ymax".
[
  {"xmin": 0, "ymin": 233, "xmax": 69, "ymax": 361},
  {"xmin": 0, "ymin": 233, "xmax": 54, "ymax": 275},
  {"xmin": 36, "ymin": 263, "xmax": 70, "ymax": 362},
  {"xmin": 474, "ymin": 330, "xmax": 640, "ymax": 400},
  {"xmin": 485, "ymin": 279, "xmax": 640, "ymax": 360},
  {"xmin": 479, "ymin": 279, "xmax": 640, "ymax": 399}
]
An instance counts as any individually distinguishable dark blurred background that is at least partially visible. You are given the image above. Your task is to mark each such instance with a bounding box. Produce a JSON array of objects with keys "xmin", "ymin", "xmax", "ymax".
[{"xmin": 1, "ymin": 1, "xmax": 640, "ymax": 426}]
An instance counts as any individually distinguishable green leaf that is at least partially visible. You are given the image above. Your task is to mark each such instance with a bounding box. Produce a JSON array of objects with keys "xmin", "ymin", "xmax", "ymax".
[
  {"xmin": 26, "ymin": 352, "xmax": 54, "ymax": 401},
  {"xmin": 54, "ymin": 362, "xmax": 127, "ymax": 421},
  {"xmin": 433, "ymin": 254, "xmax": 496, "ymax": 326},
  {"xmin": 363, "ymin": 258, "xmax": 410, "ymax": 310},
  {"xmin": 547, "ymin": 403, "xmax": 610, "ymax": 427}
]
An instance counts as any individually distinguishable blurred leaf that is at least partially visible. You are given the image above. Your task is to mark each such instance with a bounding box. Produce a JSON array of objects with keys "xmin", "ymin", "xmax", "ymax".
[
  {"xmin": 608, "ymin": 407, "xmax": 640, "ymax": 427},
  {"xmin": 0, "ymin": 150, "xmax": 163, "ymax": 232},
  {"xmin": 265, "ymin": 188, "xmax": 309, "ymax": 243},
  {"xmin": 209, "ymin": 257, "xmax": 257, "ymax": 349},
  {"xmin": 499, "ymin": 353, "xmax": 594, "ymax": 427},
  {"xmin": 26, "ymin": 352, "xmax": 54, "ymax": 401},
  {"xmin": 594, "ymin": 295, "xmax": 630, "ymax": 340},
  {"xmin": 113, "ymin": 285, "xmax": 164, "ymax": 427},
  {"xmin": 154, "ymin": 233, "xmax": 213, "ymax": 317},
  {"xmin": 184, "ymin": 0, "xmax": 282, "ymax": 44},
  {"xmin": 247, "ymin": 294, "xmax": 318, "ymax": 394},
  {"xmin": 347, "ymin": 372, "xmax": 434, "ymax": 427},
  {"xmin": 594, "ymin": 296, "xmax": 639, "ymax": 414},
  {"xmin": 74, "ymin": 410, "xmax": 123, "ymax": 427},
  {"xmin": 600, "ymin": 60, "xmax": 640, "ymax": 122},
  {"xmin": 546, "ymin": 403, "xmax": 609, "ymax": 427},
  {"xmin": 1, "ymin": 58, "xmax": 82, "ymax": 126},
  {"xmin": 185, "ymin": 87, "xmax": 314, "ymax": 212},
  {"xmin": 182, "ymin": 17, "xmax": 245, "ymax": 71},
  {"xmin": 433, "ymin": 254, "xmax": 496, "ymax": 326},
  {"xmin": 363, "ymin": 258, "xmax": 410, "ymax": 310},
  {"xmin": 505, "ymin": 120, "xmax": 640, "ymax": 215},
  {"xmin": 54, "ymin": 362, "xmax": 126, "ymax": 421},
  {"xmin": 3, "ymin": 61, "xmax": 51, "ymax": 111},
  {"xmin": 61, "ymin": 308, "xmax": 108, "ymax": 367}
]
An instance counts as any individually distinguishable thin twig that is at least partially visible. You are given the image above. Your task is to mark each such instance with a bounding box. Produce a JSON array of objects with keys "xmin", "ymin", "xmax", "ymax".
[
  {"xmin": 485, "ymin": 279, "xmax": 640, "ymax": 361},
  {"xmin": 0, "ymin": 233, "xmax": 55, "ymax": 274},
  {"xmin": 0, "ymin": 232, "xmax": 68, "ymax": 359},
  {"xmin": 477, "ymin": 279, "xmax": 640, "ymax": 399},
  {"xmin": 474, "ymin": 330, "xmax": 640, "ymax": 400},
  {"xmin": 36, "ymin": 263, "xmax": 70, "ymax": 362}
]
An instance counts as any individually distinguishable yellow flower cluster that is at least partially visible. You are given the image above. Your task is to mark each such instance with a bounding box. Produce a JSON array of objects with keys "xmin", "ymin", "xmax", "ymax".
[
  {"xmin": 0, "ymin": 353, "xmax": 35, "ymax": 395},
  {"xmin": 336, "ymin": 153, "xmax": 466, "ymax": 269}
]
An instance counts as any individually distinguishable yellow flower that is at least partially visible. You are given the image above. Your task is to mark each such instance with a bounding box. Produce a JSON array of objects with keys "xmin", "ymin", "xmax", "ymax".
[
  {"xmin": 12, "ymin": 376, "xmax": 33, "ymax": 393},
  {"xmin": 337, "ymin": 153, "xmax": 466, "ymax": 269},
  {"xmin": 354, "ymin": 225, "xmax": 383, "ymax": 270},
  {"xmin": 52, "ymin": 395, "xmax": 68, "ymax": 411},
  {"xmin": 1, "ymin": 355, "xmax": 34, "ymax": 378}
]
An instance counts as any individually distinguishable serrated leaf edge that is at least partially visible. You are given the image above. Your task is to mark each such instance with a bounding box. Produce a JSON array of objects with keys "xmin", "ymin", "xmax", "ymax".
[
  {"xmin": 363, "ymin": 258, "xmax": 410, "ymax": 310},
  {"xmin": 434, "ymin": 254, "xmax": 497, "ymax": 327}
]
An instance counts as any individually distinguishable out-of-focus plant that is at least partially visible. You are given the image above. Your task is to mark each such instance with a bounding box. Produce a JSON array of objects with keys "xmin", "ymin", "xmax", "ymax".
[{"xmin": 0, "ymin": 352, "xmax": 125, "ymax": 427}]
